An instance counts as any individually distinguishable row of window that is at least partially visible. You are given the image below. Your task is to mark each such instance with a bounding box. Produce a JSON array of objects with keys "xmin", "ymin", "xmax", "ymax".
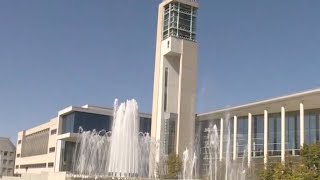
[
  {"xmin": 2, "ymin": 168, "xmax": 13, "ymax": 174},
  {"xmin": 17, "ymin": 128, "xmax": 57, "ymax": 145},
  {"xmin": 198, "ymin": 109, "xmax": 320, "ymax": 163},
  {"xmin": 16, "ymin": 162, "xmax": 54, "ymax": 169},
  {"xmin": 21, "ymin": 129, "xmax": 49, "ymax": 157},
  {"xmin": 2, "ymin": 159, "xmax": 14, "ymax": 165},
  {"xmin": 16, "ymin": 147, "xmax": 55, "ymax": 158},
  {"xmin": 0, "ymin": 151, "xmax": 14, "ymax": 157}
]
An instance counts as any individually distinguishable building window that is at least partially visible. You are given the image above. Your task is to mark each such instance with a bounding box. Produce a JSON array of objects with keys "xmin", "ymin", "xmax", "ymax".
[
  {"xmin": 9, "ymin": 160, "xmax": 13, "ymax": 165},
  {"xmin": 162, "ymin": 2, "xmax": 197, "ymax": 41},
  {"xmin": 197, "ymin": 119, "xmax": 221, "ymax": 175},
  {"xmin": 285, "ymin": 111, "xmax": 300, "ymax": 155},
  {"xmin": 21, "ymin": 129, "xmax": 49, "ymax": 157},
  {"xmin": 49, "ymin": 147, "xmax": 55, "ymax": 153},
  {"xmin": 48, "ymin": 162, "xmax": 54, "ymax": 168},
  {"xmin": 304, "ymin": 110, "xmax": 320, "ymax": 145},
  {"xmin": 15, "ymin": 165, "xmax": 19, "ymax": 169},
  {"xmin": 20, "ymin": 163, "xmax": 46, "ymax": 169},
  {"xmin": 9, "ymin": 152, "xmax": 14, "ymax": 156},
  {"xmin": 62, "ymin": 112, "xmax": 111, "ymax": 134},
  {"xmin": 3, "ymin": 160, "xmax": 7, "ymax": 165},
  {"xmin": 18, "ymin": 140, "xmax": 22, "ymax": 144},
  {"xmin": 237, "ymin": 117, "xmax": 248, "ymax": 157},
  {"xmin": 60, "ymin": 142, "xmax": 76, "ymax": 171},
  {"xmin": 139, "ymin": 117, "xmax": 151, "ymax": 133},
  {"xmin": 252, "ymin": 115, "xmax": 264, "ymax": 157},
  {"xmin": 268, "ymin": 113, "xmax": 281, "ymax": 156},
  {"xmin": 4, "ymin": 151, "xmax": 8, "ymax": 156},
  {"xmin": 164, "ymin": 67, "xmax": 169, "ymax": 112},
  {"xmin": 51, "ymin": 129, "xmax": 57, "ymax": 135},
  {"xmin": 17, "ymin": 153, "xmax": 20, "ymax": 158}
]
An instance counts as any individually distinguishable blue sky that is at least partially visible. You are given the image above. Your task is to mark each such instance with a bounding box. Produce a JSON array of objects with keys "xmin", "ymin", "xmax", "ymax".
[{"xmin": 1, "ymin": 0, "xmax": 320, "ymax": 142}]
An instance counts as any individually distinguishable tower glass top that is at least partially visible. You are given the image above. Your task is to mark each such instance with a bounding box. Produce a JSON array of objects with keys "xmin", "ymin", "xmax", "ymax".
[{"xmin": 163, "ymin": 1, "xmax": 197, "ymax": 41}]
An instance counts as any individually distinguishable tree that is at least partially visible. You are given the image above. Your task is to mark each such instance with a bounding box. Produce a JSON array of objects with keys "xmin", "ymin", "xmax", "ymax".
[
  {"xmin": 259, "ymin": 143, "xmax": 320, "ymax": 180},
  {"xmin": 300, "ymin": 142, "xmax": 320, "ymax": 174},
  {"xmin": 163, "ymin": 153, "xmax": 182, "ymax": 179}
]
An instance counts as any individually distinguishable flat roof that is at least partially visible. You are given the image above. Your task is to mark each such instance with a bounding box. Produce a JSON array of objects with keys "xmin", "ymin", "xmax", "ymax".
[{"xmin": 197, "ymin": 87, "xmax": 320, "ymax": 118}]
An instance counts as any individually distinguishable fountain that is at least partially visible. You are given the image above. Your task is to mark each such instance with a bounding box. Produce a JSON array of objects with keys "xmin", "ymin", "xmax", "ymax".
[
  {"xmin": 202, "ymin": 114, "xmax": 250, "ymax": 180},
  {"xmin": 72, "ymin": 99, "xmax": 157, "ymax": 179},
  {"xmin": 182, "ymin": 148, "xmax": 197, "ymax": 180},
  {"xmin": 0, "ymin": 153, "xmax": 2, "ymax": 178},
  {"xmin": 71, "ymin": 99, "xmax": 253, "ymax": 180}
]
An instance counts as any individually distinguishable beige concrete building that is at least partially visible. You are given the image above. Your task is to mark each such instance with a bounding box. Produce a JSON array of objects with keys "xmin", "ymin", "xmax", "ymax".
[
  {"xmin": 15, "ymin": 118, "xmax": 58, "ymax": 174},
  {"xmin": 14, "ymin": 104, "xmax": 151, "ymax": 176},
  {"xmin": 0, "ymin": 138, "xmax": 15, "ymax": 176},
  {"xmin": 151, "ymin": 0, "xmax": 199, "ymax": 157}
]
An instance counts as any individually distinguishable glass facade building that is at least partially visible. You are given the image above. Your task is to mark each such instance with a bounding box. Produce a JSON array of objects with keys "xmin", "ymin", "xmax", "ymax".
[
  {"xmin": 58, "ymin": 110, "xmax": 152, "ymax": 172},
  {"xmin": 62, "ymin": 112, "xmax": 111, "ymax": 133},
  {"xmin": 163, "ymin": 1, "xmax": 197, "ymax": 41},
  {"xmin": 61, "ymin": 111, "xmax": 151, "ymax": 134},
  {"xmin": 196, "ymin": 104, "xmax": 320, "ymax": 174}
]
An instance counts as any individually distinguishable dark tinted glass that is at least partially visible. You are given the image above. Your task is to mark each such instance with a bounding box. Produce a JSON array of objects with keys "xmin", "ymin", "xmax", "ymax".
[
  {"xmin": 139, "ymin": 117, "xmax": 151, "ymax": 133},
  {"xmin": 62, "ymin": 112, "xmax": 111, "ymax": 133}
]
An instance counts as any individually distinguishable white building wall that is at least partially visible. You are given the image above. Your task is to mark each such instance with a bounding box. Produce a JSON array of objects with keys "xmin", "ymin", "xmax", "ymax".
[{"xmin": 15, "ymin": 117, "xmax": 58, "ymax": 174}]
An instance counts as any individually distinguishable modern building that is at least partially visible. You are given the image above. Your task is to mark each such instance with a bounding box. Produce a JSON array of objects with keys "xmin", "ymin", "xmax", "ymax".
[
  {"xmin": 0, "ymin": 137, "xmax": 16, "ymax": 176},
  {"xmin": 149, "ymin": 1, "xmax": 320, "ymax": 175},
  {"xmin": 10, "ymin": 0, "xmax": 320, "ymax": 179},
  {"xmin": 151, "ymin": 0, "xmax": 198, "ymax": 157},
  {"xmin": 196, "ymin": 88, "xmax": 320, "ymax": 174},
  {"xmin": 14, "ymin": 104, "xmax": 151, "ymax": 175}
]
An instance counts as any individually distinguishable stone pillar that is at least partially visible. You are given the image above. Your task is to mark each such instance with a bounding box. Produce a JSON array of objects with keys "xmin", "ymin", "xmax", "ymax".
[
  {"xmin": 233, "ymin": 116, "xmax": 237, "ymax": 161},
  {"xmin": 281, "ymin": 106, "xmax": 286, "ymax": 164},
  {"xmin": 54, "ymin": 140, "xmax": 63, "ymax": 172},
  {"xmin": 248, "ymin": 113, "xmax": 252, "ymax": 167},
  {"xmin": 220, "ymin": 118, "xmax": 224, "ymax": 161},
  {"xmin": 300, "ymin": 103, "xmax": 304, "ymax": 148},
  {"xmin": 264, "ymin": 110, "xmax": 268, "ymax": 165}
]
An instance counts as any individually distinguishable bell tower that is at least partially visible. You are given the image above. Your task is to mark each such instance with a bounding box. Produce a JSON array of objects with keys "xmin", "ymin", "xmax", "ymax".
[{"xmin": 151, "ymin": 0, "xmax": 199, "ymax": 158}]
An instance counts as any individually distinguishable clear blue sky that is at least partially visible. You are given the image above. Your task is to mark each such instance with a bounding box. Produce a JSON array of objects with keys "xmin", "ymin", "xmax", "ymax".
[{"xmin": 1, "ymin": 0, "xmax": 320, "ymax": 142}]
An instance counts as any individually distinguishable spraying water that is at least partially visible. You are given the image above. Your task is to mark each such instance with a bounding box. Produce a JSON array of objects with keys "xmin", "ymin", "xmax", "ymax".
[
  {"xmin": 182, "ymin": 148, "xmax": 197, "ymax": 180},
  {"xmin": 202, "ymin": 114, "xmax": 251, "ymax": 180},
  {"xmin": 72, "ymin": 99, "xmax": 157, "ymax": 179},
  {"xmin": 0, "ymin": 153, "xmax": 2, "ymax": 177}
]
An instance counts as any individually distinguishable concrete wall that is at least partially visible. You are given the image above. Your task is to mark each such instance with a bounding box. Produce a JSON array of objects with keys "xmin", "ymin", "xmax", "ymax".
[
  {"xmin": 0, "ymin": 138, "xmax": 16, "ymax": 176},
  {"xmin": 151, "ymin": 0, "xmax": 198, "ymax": 158},
  {"xmin": 176, "ymin": 39, "xmax": 197, "ymax": 155},
  {"xmin": 15, "ymin": 118, "xmax": 58, "ymax": 174}
]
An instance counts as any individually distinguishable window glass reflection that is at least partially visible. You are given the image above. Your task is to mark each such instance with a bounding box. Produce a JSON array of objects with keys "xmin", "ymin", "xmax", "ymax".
[
  {"xmin": 304, "ymin": 110, "xmax": 320, "ymax": 145},
  {"xmin": 253, "ymin": 115, "xmax": 264, "ymax": 157},
  {"xmin": 237, "ymin": 117, "xmax": 248, "ymax": 157},
  {"xmin": 268, "ymin": 113, "xmax": 281, "ymax": 156},
  {"xmin": 285, "ymin": 111, "xmax": 300, "ymax": 155}
]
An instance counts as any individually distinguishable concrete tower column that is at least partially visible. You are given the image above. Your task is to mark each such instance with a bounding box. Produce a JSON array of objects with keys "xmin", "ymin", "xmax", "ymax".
[
  {"xmin": 300, "ymin": 103, "xmax": 305, "ymax": 147},
  {"xmin": 220, "ymin": 118, "xmax": 224, "ymax": 161},
  {"xmin": 281, "ymin": 106, "xmax": 286, "ymax": 164},
  {"xmin": 264, "ymin": 110, "xmax": 268, "ymax": 165},
  {"xmin": 248, "ymin": 113, "xmax": 252, "ymax": 167},
  {"xmin": 151, "ymin": 0, "xmax": 199, "ymax": 158},
  {"xmin": 54, "ymin": 140, "xmax": 63, "ymax": 172},
  {"xmin": 233, "ymin": 116, "xmax": 237, "ymax": 160}
]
